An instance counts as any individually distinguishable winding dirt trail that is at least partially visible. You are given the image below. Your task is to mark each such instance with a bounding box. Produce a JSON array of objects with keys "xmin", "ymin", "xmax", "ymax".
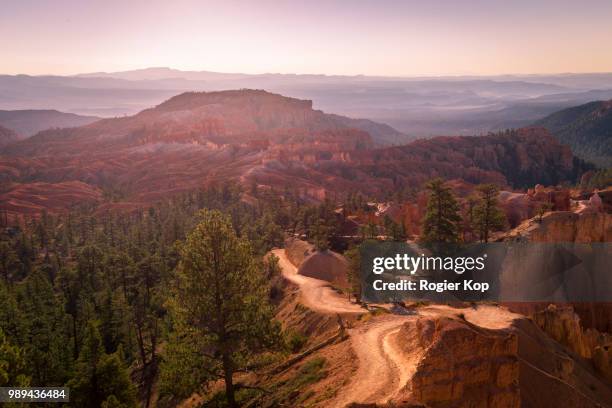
[
  {"xmin": 331, "ymin": 315, "xmax": 416, "ymax": 406},
  {"xmin": 273, "ymin": 249, "xmax": 365, "ymax": 315},
  {"xmin": 273, "ymin": 248, "xmax": 531, "ymax": 407},
  {"xmin": 273, "ymin": 248, "xmax": 416, "ymax": 406}
]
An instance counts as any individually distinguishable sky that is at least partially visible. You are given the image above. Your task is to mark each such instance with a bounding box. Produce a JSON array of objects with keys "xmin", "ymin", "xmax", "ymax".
[{"xmin": 1, "ymin": 0, "xmax": 612, "ymax": 77}]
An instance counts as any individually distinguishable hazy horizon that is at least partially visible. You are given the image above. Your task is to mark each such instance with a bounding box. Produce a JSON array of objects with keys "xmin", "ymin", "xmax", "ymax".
[
  {"xmin": 6, "ymin": 66, "xmax": 612, "ymax": 79},
  {"xmin": 2, "ymin": 0, "xmax": 612, "ymax": 77}
]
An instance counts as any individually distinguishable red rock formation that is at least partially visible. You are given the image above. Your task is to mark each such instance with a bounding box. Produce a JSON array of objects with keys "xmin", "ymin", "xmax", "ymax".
[
  {"xmin": 505, "ymin": 211, "xmax": 612, "ymax": 242},
  {"xmin": 297, "ymin": 250, "xmax": 350, "ymax": 289},
  {"xmin": 401, "ymin": 316, "xmax": 520, "ymax": 408},
  {"xmin": 532, "ymin": 305, "xmax": 612, "ymax": 384},
  {"xmin": 499, "ymin": 186, "xmax": 574, "ymax": 228},
  {"xmin": 399, "ymin": 313, "xmax": 612, "ymax": 407},
  {"xmin": 0, "ymin": 91, "xmax": 591, "ymax": 217},
  {"xmin": 0, "ymin": 181, "xmax": 102, "ymax": 219}
]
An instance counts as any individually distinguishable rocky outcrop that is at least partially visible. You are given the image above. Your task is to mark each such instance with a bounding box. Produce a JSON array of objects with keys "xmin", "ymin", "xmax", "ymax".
[
  {"xmin": 599, "ymin": 187, "xmax": 612, "ymax": 212},
  {"xmin": 528, "ymin": 184, "xmax": 571, "ymax": 211},
  {"xmin": 498, "ymin": 191, "xmax": 533, "ymax": 228},
  {"xmin": 297, "ymin": 250, "xmax": 350, "ymax": 289},
  {"xmin": 406, "ymin": 317, "xmax": 520, "ymax": 408},
  {"xmin": 532, "ymin": 305, "xmax": 612, "ymax": 382},
  {"xmin": 512, "ymin": 317, "xmax": 612, "ymax": 407},
  {"xmin": 393, "ymin": 312, "xmax": 612, "ymax": 408},
  {"xmin": 0, "ymin": 181, "xmax": 102, "ymax": 218},
  {"xmin": 533, "ymin": 305, "xmax": 596, "ymax": 358},
  {"xmin": 506, "ymin": 302, "xmax": 612, "ymax": 336},
  {"xmin": 505, "ymin": 210, "xmax": 612, "ymax": 242},
  {"xmin": 3, "ymin": 90, "xmax": 383, "ymax": 155},
  {"xmin": 284, "ymin": 237, "xmax": 316, "ymax": 267}
]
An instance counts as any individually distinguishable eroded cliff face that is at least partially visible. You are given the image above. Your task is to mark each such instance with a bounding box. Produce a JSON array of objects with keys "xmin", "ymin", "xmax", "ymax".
[
  {"xmin": 532, "ymin": 305, "xmax": 612, "ymax": 383},
  {"xmin": 506, "ymin": 210, "xmax": 612, "ymax": 242},
  {"xmin": 499, "ymin": 185, "xmax": 572, "ymax": 228},
  {"xmin": 502, "ymin": 200, "xmax": 612, "ymax": 342},
  {"xmin": 404, "ymin": 317, "xmax": 520, "ymax": 408},
  {"xmin": 391, "ymin": 312, "xmax": 612, "ymax": 408}
]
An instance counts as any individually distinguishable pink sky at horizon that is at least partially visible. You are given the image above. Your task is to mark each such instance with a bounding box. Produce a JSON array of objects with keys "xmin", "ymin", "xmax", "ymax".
[{"xmin": 1, "ymin": 0, "xmax": 612, "ymax": 77}]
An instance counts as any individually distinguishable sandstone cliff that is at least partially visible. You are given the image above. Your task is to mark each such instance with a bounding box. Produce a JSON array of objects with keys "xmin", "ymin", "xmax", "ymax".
[
  {"xmin": 404, "ymin": 316, "xmax": 520, "ymax": 407},
  {"xmin": 532, "ymin": 305, "xmax": 612, "ymax": 384},
  {"xmin": 392, "ymin": 311, "xmax": 612, "ymax": 407},
  {"xmin": 505, "ymin": 210, "xmax": 611, "ymax": 242}
]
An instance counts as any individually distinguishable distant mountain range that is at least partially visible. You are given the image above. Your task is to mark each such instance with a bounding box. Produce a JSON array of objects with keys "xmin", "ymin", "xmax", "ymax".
[
  {"xmin": 0, "ymin": 109, "xmax": 99, "ymax": 137},
  {"xmin": 535, "ymin": 100, "xmax": 612, "ymax": 168},
  {"xmin": 76, "ymin": 67, "xmax": 249, "ymax": 82},
  {"xmin": 2, "ymin": 68, "xmax": 612, "ymax": 137}
]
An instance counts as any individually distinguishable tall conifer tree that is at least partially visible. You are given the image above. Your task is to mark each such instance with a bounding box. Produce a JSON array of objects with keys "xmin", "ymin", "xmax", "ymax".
[
  {"xmin": 421, "ymin": 178, "xmax": 462, "ymax": 247},
  {"xmin": 161, "ymin": 210, "xmax": 280, "ymax": 407},
  {"xmin": 472, "ymin": 184, "xmax": 506, "ymax": 242}
]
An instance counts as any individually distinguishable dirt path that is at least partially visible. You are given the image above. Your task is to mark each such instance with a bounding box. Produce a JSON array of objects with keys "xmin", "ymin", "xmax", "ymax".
[
  {"xmin": 272, "ymin": 249, "xmax": 365, "ymax": 315},
  {"xmin": 274, "ymin": 248, "xmax": 416, "ymax": 406},
  {"xmin": 331, "ymin": 315, "xmax": 416, "ymax": 406},
  {"xmin": 273, "ymin": 248, "xmax": 520, "ymax": 407}
]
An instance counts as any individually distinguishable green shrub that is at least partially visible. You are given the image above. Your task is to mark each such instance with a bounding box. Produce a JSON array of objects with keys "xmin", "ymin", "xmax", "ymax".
[{"xmin": 286, "ymin": 331, "xmax": 308, "ymax": 353}]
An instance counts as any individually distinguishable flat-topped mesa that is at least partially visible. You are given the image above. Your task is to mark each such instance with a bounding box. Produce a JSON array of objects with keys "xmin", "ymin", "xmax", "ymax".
[
  {"xmin": 4, "ymin": 89, "xmax": 388, "ymax": 155},
  {"xmin": 154, "ymin": 89, "xmax": 314, "ymax": 112},
  {"xmin": 142, "ymin": 90, "xmax": 320, "ymax": 142}
]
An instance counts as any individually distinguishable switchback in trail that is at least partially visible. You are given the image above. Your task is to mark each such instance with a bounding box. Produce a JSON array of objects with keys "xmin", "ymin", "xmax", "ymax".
[
  {"xmin": 273, "ymin": 248, "xmax": 416, "ymax": 405},
  {"xmin": 273, "ymin": 247, "xmax": 524, "ymax": 407}
]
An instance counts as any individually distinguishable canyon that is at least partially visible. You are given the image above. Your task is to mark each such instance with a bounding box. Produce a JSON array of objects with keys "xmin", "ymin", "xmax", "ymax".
[
  {"xmin": 0, "ymin": 88, "xmax": 609, "ymax": 407},
  {"xmin": 0, "ymin": 90, "xmax": 590, "ymax": 219}
]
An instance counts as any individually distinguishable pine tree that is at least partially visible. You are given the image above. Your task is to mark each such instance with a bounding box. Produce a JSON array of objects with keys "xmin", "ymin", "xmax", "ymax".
[
  {"xmin": 161, "ymin": 209, "xmax": 280, "ymax": 407},
  {"xmin": 0, "ymin": 328, "xmax": 30, "ymax": 387},
  {"xmin": 472, "ymin": 184, "xmax": 506, "ymax": 242},
  {"xmin": 420, "ymin": 178, "xmax": 462, "ymax": 247},
  {"xmin": 311, "ymin": 219, "xmax": 331, "ymax": 251},
  {"xmin": 344, "ymin": 246, "xmax": 362, "ymax": 303},
  {"xmin": 67, "ymin": 321, "xmax": 137, "ymax": 408},
  {"xmin": 462, "ymin": 194, "xmax": 479, "ymax": 242},
  {"xmin": 0, "ymin": 281, "xmax": 25, "ymax": 343},
  {"xmin": 17, "ymin": 270, "xmax": 72, "ymax": 386},
  {"xmin": 383, "ymin": 215, "xmax": 406, "ymax": 242},
  {"xmin": 0, "ymin": 242, "xmax": 19, "ymax": 284}
]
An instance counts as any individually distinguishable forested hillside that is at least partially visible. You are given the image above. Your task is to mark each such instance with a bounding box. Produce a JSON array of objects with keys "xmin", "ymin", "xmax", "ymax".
[
  {"xmin": 0, "ymin": 184, "xmax": 350, "ymax": 406},
  {"xmin": 535, "ymin": 100, "xmax": 612, "ymax": 168}
]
